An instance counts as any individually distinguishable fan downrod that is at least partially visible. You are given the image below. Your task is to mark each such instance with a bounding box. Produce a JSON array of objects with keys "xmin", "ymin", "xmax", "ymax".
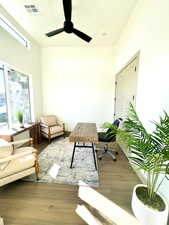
[{"xmin": 64, "ymin": 21, "xmax": 74, "ymax": 33}]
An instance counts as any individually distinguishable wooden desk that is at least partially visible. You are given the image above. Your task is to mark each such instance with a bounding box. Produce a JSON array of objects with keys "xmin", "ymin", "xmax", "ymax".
[
  {"xmin": 69, "ymin": 123, "xmax": 98, "ymax": 170},
  {"xmin": 0, "ymin": 123, "xmax": 41, "ymax": 145}
]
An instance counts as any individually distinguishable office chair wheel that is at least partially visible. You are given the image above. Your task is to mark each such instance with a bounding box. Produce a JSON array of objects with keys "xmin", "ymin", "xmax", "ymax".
[
  {"xmin": 98, "ymin": 157, "xmax": 102, "ymax": 160},
  {"xmin": 116, "ymin": 151, "xmax": 118, "ymax": 155},
  {"xmin": 113, "ymin": 159, "xmax": 117, "ymax": 162}
]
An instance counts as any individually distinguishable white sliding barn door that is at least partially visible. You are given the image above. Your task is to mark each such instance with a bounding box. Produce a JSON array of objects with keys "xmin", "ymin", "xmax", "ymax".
[{"xmin": 114, "ymin": 56, "xmax": 139, "ymax": 120}]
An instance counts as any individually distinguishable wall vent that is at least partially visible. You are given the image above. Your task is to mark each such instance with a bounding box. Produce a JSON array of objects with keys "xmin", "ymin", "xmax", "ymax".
[{"xmin": 24, "ymin": 5, "xmax": 39, "ymax": 14}]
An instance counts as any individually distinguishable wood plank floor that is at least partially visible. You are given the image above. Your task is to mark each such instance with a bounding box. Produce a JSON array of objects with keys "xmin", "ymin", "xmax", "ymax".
[{"xmin": 0, "ymin": 139, "xmax": 140, "ymax": 225}]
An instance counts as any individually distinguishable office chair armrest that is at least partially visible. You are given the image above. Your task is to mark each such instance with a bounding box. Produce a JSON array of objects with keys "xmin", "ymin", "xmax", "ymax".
[{"xmin": 97, "ymin": 128, "xmax": 108, "ymax": 133}]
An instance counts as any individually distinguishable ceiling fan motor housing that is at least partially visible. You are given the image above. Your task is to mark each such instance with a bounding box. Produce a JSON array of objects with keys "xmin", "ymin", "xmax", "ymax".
[
  {"xmin": 46, "ymin": 0, "xmax": 92, "ymax": 42},
  {"xmin": 64, "ymin": 21, "xmax": 74, "ymax": 33}
]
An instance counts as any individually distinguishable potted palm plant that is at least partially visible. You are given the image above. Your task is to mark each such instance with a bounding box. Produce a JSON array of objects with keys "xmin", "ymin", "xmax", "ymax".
[{"xmin": 103, "ymin": 104, "xmax": 169, "ymax": 225}]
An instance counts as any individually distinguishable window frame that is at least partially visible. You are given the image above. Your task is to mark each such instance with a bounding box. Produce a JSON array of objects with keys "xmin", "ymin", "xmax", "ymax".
[{"xmin": 0, "ymin": 65, "xmax": 9, "ymax": 128}]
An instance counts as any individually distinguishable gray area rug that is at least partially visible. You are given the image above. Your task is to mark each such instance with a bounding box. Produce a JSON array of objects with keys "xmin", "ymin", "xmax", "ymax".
[{"xmin": 24, "ymin": 137, "xmax": 99, "ymax": 187}]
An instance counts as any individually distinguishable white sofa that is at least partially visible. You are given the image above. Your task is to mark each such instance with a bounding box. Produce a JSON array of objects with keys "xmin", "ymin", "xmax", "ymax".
[{"xmin": 0, "ymin": 138, "xmax": 39, "ymax": 187}]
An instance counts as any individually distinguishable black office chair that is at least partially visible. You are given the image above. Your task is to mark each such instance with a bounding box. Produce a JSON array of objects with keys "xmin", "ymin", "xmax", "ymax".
[{"xmin": 96, "ymin": 118, "xmax": 122, "ymax": 161}]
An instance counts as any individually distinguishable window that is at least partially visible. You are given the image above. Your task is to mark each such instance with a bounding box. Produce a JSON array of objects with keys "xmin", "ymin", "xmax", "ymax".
[
  {"xmin": 8, "ymin": 69, "xmax": 31, "ymax": 125},
  {"xmin": 0, "ymin": 64, "xmax": 32, "ymax": 129},
  {"xmin": 0, "ymin": 13, "xmax": 30, "ymax": 49}
]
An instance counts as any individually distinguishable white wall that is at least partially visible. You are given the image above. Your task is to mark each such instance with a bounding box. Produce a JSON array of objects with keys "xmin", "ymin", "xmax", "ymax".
[
  {"xmin": 0, "ymin": 5, "xmax": 42, "ymax": 120},
  {"xmin": 114, "ymin": 0, "xmax": 169, "ymax": 204},
  {"xmin": 41, "ymin": 47, "xmax": 115, "ymax": 131}
]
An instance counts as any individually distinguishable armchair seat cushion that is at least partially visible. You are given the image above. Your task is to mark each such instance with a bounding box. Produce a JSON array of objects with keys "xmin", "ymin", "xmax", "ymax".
[
  {"xmin": 41, "ymin": 125, "xmax": 63, "ymax": 135},
  {"xmin": 0, "ymin": 147, "xmax": 36, "ymax": 179}
]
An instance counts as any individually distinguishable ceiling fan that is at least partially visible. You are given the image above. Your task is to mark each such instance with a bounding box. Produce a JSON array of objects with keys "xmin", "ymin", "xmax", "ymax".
[{"xmin": 46, "ymin": 0, "xmax": 92, "ymax": 43}]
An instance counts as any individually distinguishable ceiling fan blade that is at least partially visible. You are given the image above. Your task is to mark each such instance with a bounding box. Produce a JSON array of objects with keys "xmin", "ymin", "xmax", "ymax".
[
  {"xmin": 46, "ymin": 28, "xmax": 64, "ymax": 37},
  {"xmin": 63, "ymin": 0, "xmax": 72, "ymax": 22},
  {"xmin": 72, "ymin": 28, "xmax": 92, "ymax": 42}
]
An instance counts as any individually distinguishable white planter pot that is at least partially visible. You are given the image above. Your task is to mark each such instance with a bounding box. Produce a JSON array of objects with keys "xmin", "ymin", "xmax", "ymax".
[{"xmin": 132, "ymin": 184, "xmax": 169, "ymax": 225}]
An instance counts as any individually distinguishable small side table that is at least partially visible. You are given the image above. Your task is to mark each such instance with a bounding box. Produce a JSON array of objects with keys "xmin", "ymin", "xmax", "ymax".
[{"xmin": 0, "ymin": 123, "xmax": 41, "ymax": 145}]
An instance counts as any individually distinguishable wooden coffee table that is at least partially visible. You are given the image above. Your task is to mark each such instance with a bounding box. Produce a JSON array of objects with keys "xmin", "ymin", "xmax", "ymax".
[{"xmin": 69, "ymin": 123, "xmax": 98, "ymax": 170}]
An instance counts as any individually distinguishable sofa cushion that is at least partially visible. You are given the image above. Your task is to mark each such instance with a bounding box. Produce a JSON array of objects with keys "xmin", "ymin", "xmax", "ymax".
[
  {"xmin": 0, "ymin": 149, "xmax": 35, "ymax": 179},
  {"xmin": 14, "ymin": 147, "xmax": 34, "ymax": 154},
  {"xmin": 40, "ymin": 115, "xmax": 57, "ymax": 126}
]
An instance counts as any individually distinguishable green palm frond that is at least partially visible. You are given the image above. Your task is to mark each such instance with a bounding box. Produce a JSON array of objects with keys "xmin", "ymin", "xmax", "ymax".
[{"xmin": 102, "ymin": 104, "xmax": 169, "ymax": 200}]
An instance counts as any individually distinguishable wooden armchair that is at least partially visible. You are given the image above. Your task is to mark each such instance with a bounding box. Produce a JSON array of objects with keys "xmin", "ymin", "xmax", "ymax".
[
  {"xmin": 0, "ymin": 138, "xmax": 39, "ymax": 187},
  {"xmin": 40, "ymin": 115, "xmax": 65, "ymax": 143}
]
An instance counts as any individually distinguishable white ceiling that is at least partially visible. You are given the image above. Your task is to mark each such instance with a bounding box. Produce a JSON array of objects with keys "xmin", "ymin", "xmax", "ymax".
[{"xmin": 0, "ymin": 0, "xmax": 138, "ymax": 47}]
